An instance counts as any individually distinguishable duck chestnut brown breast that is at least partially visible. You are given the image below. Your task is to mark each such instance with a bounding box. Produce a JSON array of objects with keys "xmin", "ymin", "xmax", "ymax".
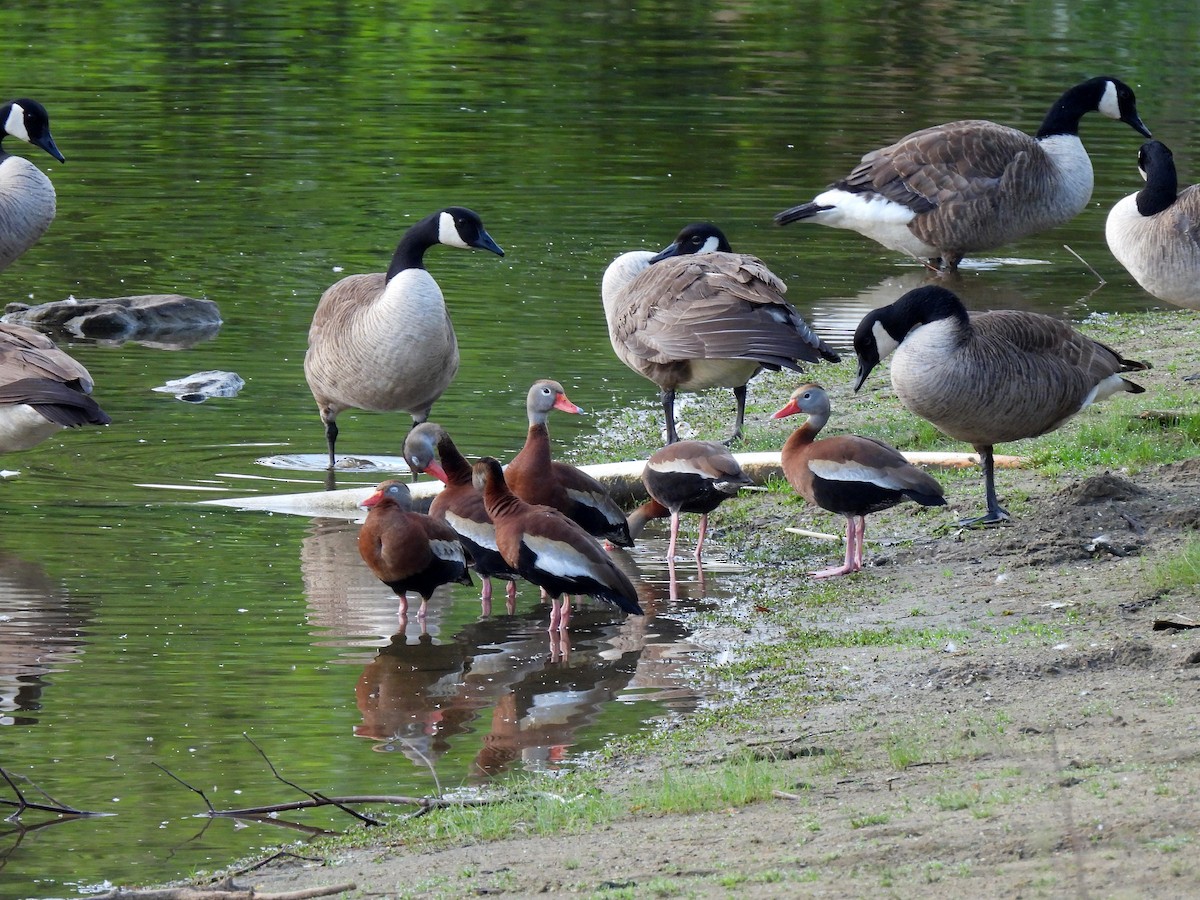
[
  {"xmin": 358, "ymin": 479, "xmax": 473, "ymax": 619},
  {"xmin": 473, "ymin": 456, "xmax": 643, "ymax": 632},
  {"xmin": 403, "ymin": 422, "xmax": 519, "ymax": 611},
  {"xmin": 633, "ymin": 439, "xmax": 752, "ymax": 563},
  {"xmin": 504, "ymin": 379, "xmax": 633, "ymax": 547},
  {"xmin": 774, "ymin": 383, "xmax": 945, "ymax": 578},
  {"xmin": 0, "ymin": 323, "xmax": 111, "ymax": 453}
]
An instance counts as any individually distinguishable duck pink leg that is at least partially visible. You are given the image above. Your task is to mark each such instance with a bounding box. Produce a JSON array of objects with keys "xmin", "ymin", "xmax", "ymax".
[
  {"xmin": 396, "ymin": 592, "xmax": 409, "ymax": 618},
  {"xmin": 694, "ymin": 513, "xmax": 709, "ymax": 563},
  {"xmin": 547, "ymin": 595, "xmax": 572, "ymax": 632},
  {"xmin": 667, "ymin": 511, "xmax": 682, "ymax": 560},
  {"xmin": 809, "ymin": 515, "xmax": 864, "ymax": 578}
]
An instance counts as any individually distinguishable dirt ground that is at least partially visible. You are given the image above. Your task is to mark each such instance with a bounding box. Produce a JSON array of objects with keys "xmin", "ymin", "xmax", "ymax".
[{"xmin": 236, "ymin": 317, "xmax": 1200, "ymax": 899}]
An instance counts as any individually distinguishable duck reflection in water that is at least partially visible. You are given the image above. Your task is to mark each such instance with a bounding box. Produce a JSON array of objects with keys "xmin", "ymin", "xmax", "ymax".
[
  {"xmin": 0, "ymin": 550, "xmax": 92, "ymax": 726},
  {"xmin": 353, "ymin": 569, "xmax": 699, "ymax": 779}
]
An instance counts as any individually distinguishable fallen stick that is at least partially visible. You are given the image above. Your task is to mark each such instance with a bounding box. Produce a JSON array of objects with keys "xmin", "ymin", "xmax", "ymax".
[{"xmin": 92, "ymin": 882, "xmax": 356, "ymax": 899}]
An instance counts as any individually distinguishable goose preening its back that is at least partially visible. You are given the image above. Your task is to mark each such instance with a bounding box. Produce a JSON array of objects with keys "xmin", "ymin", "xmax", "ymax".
[
  {"xmin": 1106, "ymin": 140, "xmax": 1200, "ymax": 310},
  {"xmin": 628, "ymin": 439, "xmax": 752, "ymax": 563},
  {"xmin": 304, "ymin": 207, "xmax": 503, "ymax": 470},
  {"xmin": 852, "ymin": 286, "xmax": 1148, "ymax": 526},
  {"xmin": 774, "ymin": 77, "xmax": 1152, "ymax": 271},
  {"xmin": 0, "ymin": 99, "xmax": 64, "ymax": 273},
  {"xmin": 357, "ymin": 479, "xmax": 473, "ymax": 620},
  {"xmin": 504, "ymin": 379, "xmax": 633, "ymax": 547},
  {"xmin": 0, "ymin": 323, "xmax": 110, "ymax": 453},
  {"xmin": 773, "ymin": 383, "xmax": 945, "ymax": 578},
  {"xmin": 473, "ymin": 456, "xmax": 643, "ymax": 632},
  {"xmin": 601, "ymin": 223, "xmax": 840, "ymax": 444}
]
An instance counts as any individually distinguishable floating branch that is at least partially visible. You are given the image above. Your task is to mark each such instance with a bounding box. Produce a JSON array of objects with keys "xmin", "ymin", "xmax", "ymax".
[{"xmin": 156, "ymin": 743, "xmax": 489, "ymax": 832}]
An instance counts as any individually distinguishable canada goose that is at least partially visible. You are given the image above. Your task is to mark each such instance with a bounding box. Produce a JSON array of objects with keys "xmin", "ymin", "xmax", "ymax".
[
  {"xmin": 0, "ymin": 323, "xmax": 110, "ymax": 453},
  {"xmin": 628, "ymin": 440, "xmax": 752, "ymax": 563},
  {"xmin": 775, "ymin": 77, "xmax": 1152, "ymax": 271},
  {"xmin": 504, "ymin": 379, "xmax": 633, "ymax": 547},
  {"xmin": 772, "ymin": 383, "xmax": 945, "ymax": 577},
  {"xmin": 601, "ymin": 222, "xmax": 840, "ymax": 444},
  {"xmin": 358, "ymin": 479, "xmax": 473, "ymax": 620},
  {"xmin": 304, "ymin": 207, "xmax": 503, "ymax": 469},
  {"xmin": 0, "ymin": 98, "xmax": 64, "ymax": 273},
  {"xmin": 472, "ymin": 456, "xmax": 643, "ymax": 632},
  {"xmin": 1106, "ymin": 140, "xmax": 1200, "ymax": 310},
  {"xmin": 852, "ymin": 286, "xmax": 1148, "ymax": 525}
]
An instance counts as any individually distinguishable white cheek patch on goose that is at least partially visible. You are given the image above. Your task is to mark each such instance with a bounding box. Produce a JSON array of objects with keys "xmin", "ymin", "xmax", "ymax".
[
  {"xmin": 438, "ymin": 211, "xmax": 471, "ymax": 249},
  {"xmin": 446, "ymin": 511, "xmax": 500, "ymax": 550},
  {"xmin": 524, "ymin": 533, "xmax": 595, "ymax": 578},
  {"xmin": 1098, "ymin": 81, "xmax": 1121, "ymax": 120},
  {"xmin": 872, "ymin": 321, "xmax": 900, "ymax": 360},
  {"xmin": 700, "ymin": 235, "xmax": 722, "ymax": 254},
  {"xmin": 5, "ymin": 103, "xmax": 29, "ymax": 142}
]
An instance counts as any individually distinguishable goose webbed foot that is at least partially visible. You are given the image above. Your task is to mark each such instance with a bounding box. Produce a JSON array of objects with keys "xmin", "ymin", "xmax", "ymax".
[{"xmin": 956, "ymin": 506, "xmax": 1011, "ymax": 528}]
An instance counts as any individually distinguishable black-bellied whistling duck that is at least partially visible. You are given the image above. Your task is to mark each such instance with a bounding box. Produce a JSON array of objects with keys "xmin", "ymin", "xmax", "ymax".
[
  {"xmin": 504, "ymin": 379, "xmax": 633, "ymax": 547},
  {"xmin": 0, "ymin": 323, "xmax": 111, "ymax": 453},
  {"xmin": 472, "ymin": 456, "xmax": 643, "ymax": 632},
  {"xmin": 852, "ymin": 286, "xmax": 1148, "ymax": 525},
  {"xmin": 600, "ymin": 223, "xmax": 840, "ymax": 444},
  {"xmin": 358, "ymin": 479, "xmax": 473, "ymax": 618},
  {"xmin": 304, "ymin": 207, "xmax": 503, "ymax": 471},
  {"xmin": 773, "ymin": 383, "xmax": 946, "ymax": 578},
  {"xmin": 403, "ymin": 422, "xmax": 519, "ymax": 613},
  {"xmin": 774, "ymin": 78, "xmax": 1151, "ymax": 271},
  {"xmin": 627, "ymin": 440, "xmax": 752, "ymax": 563}
]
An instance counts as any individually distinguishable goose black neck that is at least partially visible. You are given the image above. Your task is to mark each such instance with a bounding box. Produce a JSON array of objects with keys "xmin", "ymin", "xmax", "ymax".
[
  {"xmin": 1137, "ymin": 141, "xmax": 1179, "ymax": 217},
  {"xmin": 891, "ymin": 285, "xmax": 970, "ymax": 332},
  {"xmin": 386, "ymin": 212, "xmax": 442, "ymax": 279},
  {"xmin": 1036, "ymin": 79, "xmax": 1104, "ymax": 138}
]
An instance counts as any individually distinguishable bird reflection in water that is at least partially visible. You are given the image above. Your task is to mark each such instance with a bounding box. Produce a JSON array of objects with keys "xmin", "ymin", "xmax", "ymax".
[
  {"xmin": 301, "ymin": 510, "xmax": 721, "ymax": 780},
  {"xmin": 0, "ymin": 551, "xmax": 92, "ymax": 726}
]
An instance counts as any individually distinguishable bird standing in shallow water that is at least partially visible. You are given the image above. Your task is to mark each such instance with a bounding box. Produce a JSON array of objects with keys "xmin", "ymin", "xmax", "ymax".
[
  {"xmin": 504, "ymin": 379, "xmax": 633, "ymax": 547},
  {"xmin": 600, "ymin": 223, "xmax": 839, "ymax": 444},
  {"xmin": 0, "ymin": 323, "xmax": 110, "ymax": 454},
  {"xmin": 774, "ymin": 383, "xmax": 945, "ymax": 578},
  {"xmin": 774, "ymin": 77, "xmax": 1151, "ymax": 271},
  {"xmin": 403, "ymin": 422, "xmax": 519, "ymax": 614},
  {"xmin": 0, "ymin": 98, "xmax": 65, "ymax": 273},
  {"xmin": 473, "ymin": 456, "xmax": 643, "ymax": 632},
  {"xmin": 628, "ymin": 440, "xmax": 752, "ymax": 564},
  {"xmin": 305, "ymin": 207, "xmax": 503, "ymax": 473},
  {"xmin": 358, "ymin": 479, "xmax": 473, "ymax": 620},
  {"xmin": 852, "ymin": 286, "xmax": 1148, "ymax": 525}
]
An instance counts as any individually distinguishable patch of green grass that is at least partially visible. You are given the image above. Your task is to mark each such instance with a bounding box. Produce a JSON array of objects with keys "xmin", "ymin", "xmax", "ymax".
[
  {"xmin": 1030, "ymin": 398, "xmax": 1200, "ymax": 474},
  {"xmin": 629, "ymin": 751, "xmax": 790, "ymax": 815},
  {"xmin": 1145, "ymin": 535, "xmax": 1200, "ymax": 594},
  {"xmin": 886, "ymin": 732, "xmax": 931, "ymax": 770},
  {"xmin": 850, "ymin": 811, "xmax": 890, "ymax": 828}
]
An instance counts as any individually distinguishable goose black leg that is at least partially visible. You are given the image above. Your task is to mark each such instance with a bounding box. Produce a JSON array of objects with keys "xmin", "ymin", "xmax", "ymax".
[{"xmin": 958, "ymin": 445, "xmax": 1011, "ymax": 527}]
